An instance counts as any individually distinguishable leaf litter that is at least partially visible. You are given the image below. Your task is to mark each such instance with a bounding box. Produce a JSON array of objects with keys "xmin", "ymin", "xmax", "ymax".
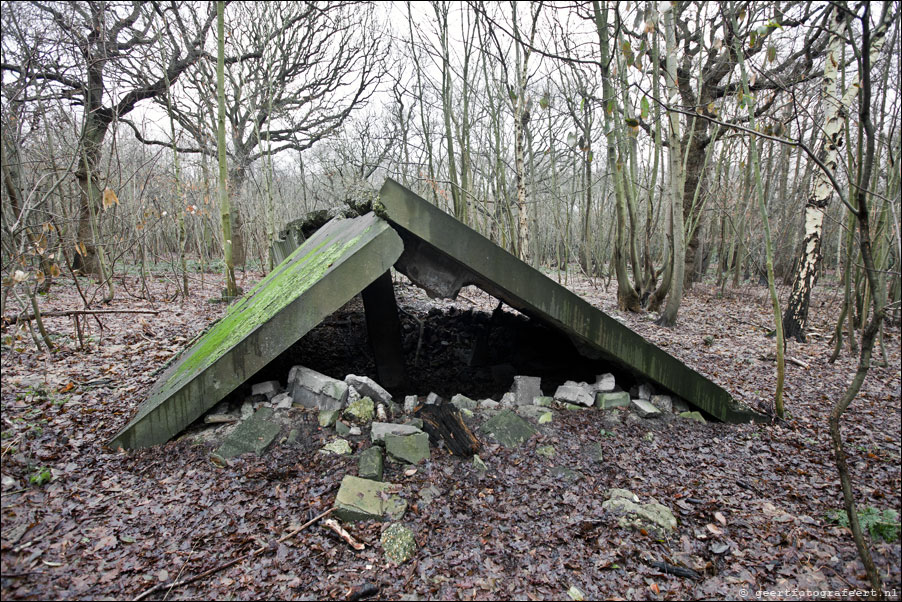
[{"xmin": 1, "ymin": 272, "xmax": 900, "ymax": 600}]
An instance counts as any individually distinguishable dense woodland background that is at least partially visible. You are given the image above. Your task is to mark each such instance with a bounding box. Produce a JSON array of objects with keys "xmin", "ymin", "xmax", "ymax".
[
  {"xmin": 1, "ymin": 1, "xmax": 900, "ymax": 599},
  {"xmin": 1, "ymin": 1, "xmax": 899, "ymax": 330}
]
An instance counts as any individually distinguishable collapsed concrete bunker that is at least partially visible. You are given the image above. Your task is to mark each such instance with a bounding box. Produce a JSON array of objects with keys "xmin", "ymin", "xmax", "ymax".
[{"xmin": 109, "ymin": 179, "xmax": 764, "ymax": 450}]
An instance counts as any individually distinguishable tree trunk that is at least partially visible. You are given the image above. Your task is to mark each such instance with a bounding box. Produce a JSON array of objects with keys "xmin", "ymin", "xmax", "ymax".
[
  {"xmin": 593, "ymin": 0, "xmax": 639, "ymax": 311},
  {"xmin": 436, "ymin": 3, "xmax": 464, "ymax": 222},
  {"xmin": 655, "ymin": 2, "xmax": 685, "ymax": 326},
  {"xmin": 216, "ymin": 2, "xmax": 238, "ymax": 299},
  {"xmin": 681, "ymin": 119, "xmax": 710, "ymax": 287},
  {"xmin": 731, "ymin": 7, "xmax": 784, "ymax": 417},
  {"xmin": 829, "ymin": 7, "xmax": 890, "ymax": 592},
  {"xmin": 510, "ymin": 2, "xmax": 535, "ymax": 264},
  {"xmin": 72, "ymin": 113, "xmax": 110, "ymax": 276},
  {"xmin": 783, "ymin": 6, "xmax": 877, "ymax": 342}
]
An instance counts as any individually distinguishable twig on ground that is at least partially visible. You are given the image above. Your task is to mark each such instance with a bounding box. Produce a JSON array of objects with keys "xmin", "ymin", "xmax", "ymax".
[
  {"xmin": 788, "ymin": 357, "xmax": 811, "ymax": 369},
  {"xmin": 2, "ymin": 435, "xmax": 21, "ymax": 459},
  {"xmin": 323, "ymin": 518, "xmax": 365, "ymax": 550},
  {"xmin": 163, "ymin": 538, "xmax": 198, "ymax": 601}
]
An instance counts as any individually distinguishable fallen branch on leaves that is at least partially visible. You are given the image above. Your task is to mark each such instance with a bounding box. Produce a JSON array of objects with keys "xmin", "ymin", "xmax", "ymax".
[
  {"xmin": 132, "ymin": 507, "xmax": 334, "ymax": 601},
  {"xmin": 3, "ymin": 308, "xmax": 159, "ymax": 325},
  {"xmin": 648, "ymin": 560, "xmax": 700, "ymax": 580},
  {"xmin": 323, "ymin": 518, "xmax": 365, "ymax": 550},
  {"xmin": 345, "ymin": 582, "xmax": 380, "ymax": 601},
  {"xmin": 758, "ymin": 354, "xmax": 811, "ymax": 369}
]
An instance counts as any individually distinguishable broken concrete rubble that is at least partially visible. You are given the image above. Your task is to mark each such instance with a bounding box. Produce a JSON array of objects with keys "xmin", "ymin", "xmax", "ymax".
[
  {"xmin": 290, "ymin": 366, "xmax": 349, "ymax": 411},
  {"xmin": 271, "ymin": 393, "xmax": 293, "ymax": 409},
  {"xmin": 553, "ymin": 381, "xmax": 595, "ymax": 407},
  {"xmin": 680, "ymin": 411, "xmax": 707, "ymax": 424},
  {"xmin": 343, "ymin": 396, "xmax": 375, "ymax": 424},
  {"xmin": 597, "ymin": 391, "xmax": 630, "ymax": 409},
  {"xmin": 346, "ymin": 386, "xmax": 361, "ymax": 405},
  {"xmin": 333, "ymin": 475, "xmax": 407, "ymax": 522},
  {"xmin": 251, "ymin": 380, "xmax": 280, "ymax": 399},
  {"xmin": 593, "ymin": 373, "xmax": 616, "ymax": 393},
  {"xmin": 320, "ymin": 438, "xmax": 352, "ymax": 455},
  {"xmin": 479, "ymin": 399, "xmax": 500, "ymax": 410},
  {"xmin": 385, "ymin": 432, "xmax": 431, "ymax": 464},
  {"xmin": 213, "ymin": 407, "xmax": 281, "ymax": 460},
  {"xmin": 480, "ymin": 410, "xmax": 537, "ymax": 448},
  {"xmin": 358, "ymin": 446, "xmax": 384, "ymax": 481},
  {"xmin": 636, "ymin": 383, "xmax": 653, "ymax": 401},
  {"xmin": 381, "ymin": 523, "xmax": 417, "ymax": 564},
  {"xmin": 370, "ymin": 422, "xmax": 424, "ymax": 443},
  {"xmin": 512, "ymin": 375, "xmax": 542, "ymax": 406},
  {"xmin": 630, "ymin": 398, "xmax": 662, "ymax": 418},
  {"xmin": 345, "ymin": 375, "xmax": 392, "ymax": 406},
  {"xmin": 450, "ymin": 394, "xmax": 478, "ymax": 411},
  {"xmin": 650, "ymin": 394, "xmax": 673, "ymax": 413},
  {"xmin": 602, "ymin": 488, "xmax": 677, "ymax": 536},
  {"xmin": 204, "ymin": 413, "xmax": 236, "ymax": 425},
  {"xmin": 516, "ymin": 405, "xmax": 553, "ymax": 421},
  {"xmin": 319, "ymin": 409, "xmax": 341, "ymax": 428}
]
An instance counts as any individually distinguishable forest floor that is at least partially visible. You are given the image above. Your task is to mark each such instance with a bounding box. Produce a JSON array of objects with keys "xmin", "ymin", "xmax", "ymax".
[{"xmin": 1, "ymin": 266, "xmax": 900, "ymax": 601}]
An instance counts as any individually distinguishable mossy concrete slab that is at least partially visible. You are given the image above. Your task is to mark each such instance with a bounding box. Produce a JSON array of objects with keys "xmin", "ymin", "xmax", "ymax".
[
  {"xmin": 334, "ymin": 475, "xmax": 407, "ymax": 522},
  {"xmin": 385, "ymin": 432, "xmax": 431, "ymax": 464},
  {"xmin": 110, "ymin": 213, "xmax": 404, "ymax": 449},
  {"xmin": 378, "ymin": 178, "xmax": 764, "ymax": 424},
  {"xmin": 213, "ymin": 407, "xmax": 281, "ymax": 460},
  {"xmin": 480, "ymin": 410, "xmax": 537, "ymax": 448}
]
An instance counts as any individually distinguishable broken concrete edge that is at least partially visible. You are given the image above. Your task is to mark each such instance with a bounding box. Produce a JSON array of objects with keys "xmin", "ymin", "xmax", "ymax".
[
  {"xmin": 377, "ymin": 178, "xmax": 765, "ymax": 424},
  {"xmin": 109, "ymin": 213, "xmax": 404, "ymax": 450}
]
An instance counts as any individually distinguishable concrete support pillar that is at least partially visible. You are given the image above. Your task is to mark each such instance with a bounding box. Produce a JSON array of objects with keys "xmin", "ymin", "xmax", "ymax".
[{"xmin": 361, "ymin": 271, "xmax": 407, "ymax": 390}]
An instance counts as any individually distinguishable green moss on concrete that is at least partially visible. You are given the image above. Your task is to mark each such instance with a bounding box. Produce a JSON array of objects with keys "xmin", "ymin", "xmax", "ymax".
[
  {"xmin": 161, "ymin": 234, "xmax": 362, "ymax": 400},
  {"xmin": 110, "ymin": 213, "xmax": 405, "ymax": 450}
]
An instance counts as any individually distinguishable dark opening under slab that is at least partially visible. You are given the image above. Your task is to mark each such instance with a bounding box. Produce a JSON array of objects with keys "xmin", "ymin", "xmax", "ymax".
[{"xmin": 376, "ymin": 178, "xmax": 763, "ymax": 424}]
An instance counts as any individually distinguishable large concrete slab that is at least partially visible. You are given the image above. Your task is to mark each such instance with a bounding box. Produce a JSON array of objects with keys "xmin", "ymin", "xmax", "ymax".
[
  {"xmin": 377, "ymin": 178, "xmax": 763, "ymax": 423},
  {"xmin": 110, "ymin": 213, "xmax": 404, "ymax": 449}
]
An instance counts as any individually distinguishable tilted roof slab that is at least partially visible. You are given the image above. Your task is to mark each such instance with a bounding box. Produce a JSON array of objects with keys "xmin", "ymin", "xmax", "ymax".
[
  {"xmin": 110, "ymin": 180, "xmax": 763, "ymax": 450},
  {"xmin": 377, "ymin": 178, "xmax": 764, "ymax": 424},
  {"xmin": 110, "ymin": 213, "xmax": 404, "ymax": 450}
]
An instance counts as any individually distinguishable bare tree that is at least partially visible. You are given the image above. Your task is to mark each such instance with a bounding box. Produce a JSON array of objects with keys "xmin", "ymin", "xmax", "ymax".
[
  {"xmin": 665, "ymin": 2, "xmax": 830, "ymax": 284},
  {"xmin": 1, "ymin": 1, "xmax": 216, "ymax": 277},
  {"xmin": 137, "ymin": 1, "xmax": 384, "ymax": 266}
]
